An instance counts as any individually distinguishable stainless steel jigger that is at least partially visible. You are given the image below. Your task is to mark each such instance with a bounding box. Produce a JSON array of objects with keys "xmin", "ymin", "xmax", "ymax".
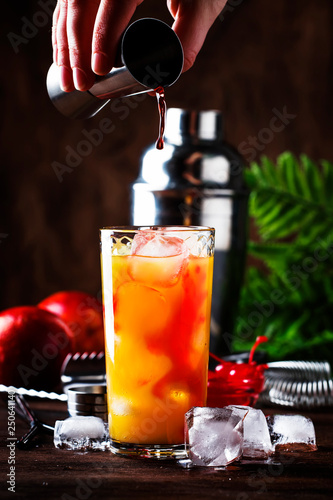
[{"xmin": 46, "ymin": 18, "xmax": 183, "ymax": 120}]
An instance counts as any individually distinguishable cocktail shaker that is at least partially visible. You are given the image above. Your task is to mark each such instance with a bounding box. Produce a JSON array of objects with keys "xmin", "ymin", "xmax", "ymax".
[
  {"xmin": 46, "ymin": 18, "xmax": 183, "ymax": 119},
  {"xmin": 130, "ymin": 108, "xmax": 249, "ymax": 356}
]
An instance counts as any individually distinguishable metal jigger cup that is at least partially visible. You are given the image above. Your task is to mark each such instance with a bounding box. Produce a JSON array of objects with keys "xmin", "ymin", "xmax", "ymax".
[{"xmin": 46, "ymin": 18, "xmax": 184, "ymax": 119}]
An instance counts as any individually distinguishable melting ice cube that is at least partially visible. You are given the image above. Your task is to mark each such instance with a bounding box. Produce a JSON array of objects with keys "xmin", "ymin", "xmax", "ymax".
[
  {"xmin": 185, "ymin": 406, "xmax": 246, "ymax": 466},
  {"xmin": 226, "ymin": 406, "xmax": 273, "ymax": 459},
  {"xmin": 132, "ymin": 231, "xmax": 189, "ymax": 257},
  {"xmin": 266, "ymin": 414, "xmax": 317, "ymax": 452},
  {"xmin": 109, "ymin": 396, "xmax": 133, "ymax": 416},
  {"xmin": 130, "ymin": 231, "xmax": 189, "ymax": 287},
  {"xmin": 54, "ymin": 416, "xmax": 110, "ymax": 451}
]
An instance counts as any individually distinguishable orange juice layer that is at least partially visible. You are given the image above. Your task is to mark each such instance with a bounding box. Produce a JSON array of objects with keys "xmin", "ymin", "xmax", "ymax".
[{"xmin": 105, "ymin": 253, "xmax": 214, "ymax": 445}]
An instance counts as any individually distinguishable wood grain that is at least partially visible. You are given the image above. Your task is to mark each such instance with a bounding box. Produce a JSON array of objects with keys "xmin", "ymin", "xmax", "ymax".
[
  {"xmin": 1, "ymin": 0, "xmax": 332, "ymax": 308},
  {"xmin": 1, "ymin": 399, "xmax": 332, "ymax": 500}
]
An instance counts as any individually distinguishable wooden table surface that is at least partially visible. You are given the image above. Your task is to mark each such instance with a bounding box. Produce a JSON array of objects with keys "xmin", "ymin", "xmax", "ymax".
[{"xmin": 0, "ymin": 397, "xmax": 332, "ymax": 500}]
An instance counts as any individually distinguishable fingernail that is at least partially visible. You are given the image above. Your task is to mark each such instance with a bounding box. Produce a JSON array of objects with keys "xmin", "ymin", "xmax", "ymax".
[
  {"xmin": 92, "ymin": 52, "xmax": 109, "ymax": 75},
  {"xmin": 60, "ymin": 65, "xmax": 74, "ymax": 92},
  {"xmin": 73, "ymin": 67, "xmax": 88, "ymax": 91}
]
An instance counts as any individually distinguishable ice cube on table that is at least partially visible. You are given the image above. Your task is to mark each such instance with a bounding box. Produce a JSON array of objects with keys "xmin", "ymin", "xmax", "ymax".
[
  {"xmin": 226, "ymin": 405, "xmax": 273, "ymax": 459},
  {"xmin": 266, "ymin": 414, "xmax": 317, "ymax": 452},
  {"xmin": 54, "ymin": 416, "xmax": 110, "ymax": 451},
  {"xmin": 129, "ymin": 232, "xmax": 189, "ymax": 287},
  {"xmin": 185, "ymin": 406, "xmax": 246, "ymax": 467}
]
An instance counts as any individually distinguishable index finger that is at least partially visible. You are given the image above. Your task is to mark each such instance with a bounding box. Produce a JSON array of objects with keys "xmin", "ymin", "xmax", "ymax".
[
  {"xmin": 52, "ymin": 2, "xmax": 60, "ymax": 64},
  {"xmin": 66, "ymin": 0, "xmax": 100, "ymax": 90},
  {"xmin": 92, "ymin": 0, "xmax": 144, "ymax": 75}
]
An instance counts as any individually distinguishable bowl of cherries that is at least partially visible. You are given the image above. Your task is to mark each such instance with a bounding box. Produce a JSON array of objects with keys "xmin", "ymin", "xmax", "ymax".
[{"xmin": 207, "ymin": 336, "xmax": 268, "ymax": 407}]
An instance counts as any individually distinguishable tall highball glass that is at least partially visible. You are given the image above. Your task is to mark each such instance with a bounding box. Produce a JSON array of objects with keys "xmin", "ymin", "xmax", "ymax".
[{"xmin": 100, "ymin": 226, "xmax": 215, "ymax": 458}]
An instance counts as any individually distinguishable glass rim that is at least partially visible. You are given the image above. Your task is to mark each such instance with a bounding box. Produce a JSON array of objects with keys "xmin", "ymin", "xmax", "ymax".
[{"xmin": 100, "ymin": 225, "xmax": 215, "ymax": 233}]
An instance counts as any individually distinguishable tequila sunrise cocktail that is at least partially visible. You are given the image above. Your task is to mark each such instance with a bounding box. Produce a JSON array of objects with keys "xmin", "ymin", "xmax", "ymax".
[{"xmin": 100, "ymin": 226, "xmax": 215, "ymax": 458}]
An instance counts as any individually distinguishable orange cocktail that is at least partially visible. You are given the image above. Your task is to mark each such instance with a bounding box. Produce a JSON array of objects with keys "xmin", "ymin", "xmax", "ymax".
[{"xmin": 100, "ymin": 226, "xmax": 215, "ymax": 458}]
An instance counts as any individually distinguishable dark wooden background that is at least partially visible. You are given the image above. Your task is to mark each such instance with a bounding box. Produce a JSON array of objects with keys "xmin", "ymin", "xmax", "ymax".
[{"xmin": 1, "ymin": 0, "xmax": 332, "ymax": 310}]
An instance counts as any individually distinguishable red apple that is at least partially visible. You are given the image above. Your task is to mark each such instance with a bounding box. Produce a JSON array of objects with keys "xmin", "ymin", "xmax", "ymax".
[
  {"xmin": 38, "ymin": 291, "xmax": 104, "ymax": 353},
  {"xmin": 0, "ymin": 306, "xmax": 73, "ymax": 390}
]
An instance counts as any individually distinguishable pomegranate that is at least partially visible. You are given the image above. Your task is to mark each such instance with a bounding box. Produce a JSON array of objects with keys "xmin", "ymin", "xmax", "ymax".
[
  {"xmin": 38, "ymin": 291, "xmax": 104, "ymax": 353},
  {"xmin": 0, "ymin": 306, "xmax": 73, "ymax": 390}
]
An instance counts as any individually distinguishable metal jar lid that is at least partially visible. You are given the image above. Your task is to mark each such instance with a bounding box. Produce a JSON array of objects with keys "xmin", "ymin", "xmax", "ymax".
[{"xmin": 67, "ymin": 385, "xmax": 107, "ymax": 422}]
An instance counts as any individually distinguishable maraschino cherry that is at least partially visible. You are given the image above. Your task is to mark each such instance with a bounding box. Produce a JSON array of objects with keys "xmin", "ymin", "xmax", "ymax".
[{"xmin": 207, "ymin": 336, "xmax": 268, "ymax": 407}]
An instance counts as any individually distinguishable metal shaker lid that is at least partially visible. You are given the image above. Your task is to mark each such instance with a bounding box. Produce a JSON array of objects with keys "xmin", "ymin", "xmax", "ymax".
[{"xmin": 165, "ymin": 108, "xmax": 223, "ymax": 144}]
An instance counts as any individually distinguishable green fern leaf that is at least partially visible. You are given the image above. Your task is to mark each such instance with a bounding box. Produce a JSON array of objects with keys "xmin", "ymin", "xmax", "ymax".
[
  {"xmin": 261, "ymin": 157, "xmax": 279, "ymax": 185},
  {"xmin": 250, "ymin": 192, "xmax": 280, "ymax": 221},
  {"xmin": 248, "ymin": 241, "xmax": 290, "ymax": 258},
  {"xmin": 235, "ymin": 153, "xmax": 333, "ymax": 362},
  {"xmin": 260, "ymin": 204, "xmax": 304, "ymax": 240},
  {"xmin": 321, "ymin": 160, "xmax": 333, "ymax": 207},
  {"xmin": 300, "ymin": 154, "xmax": 326, "ymax": 203},
  {"xmin": 276, "ymin": 152, "xmax": 303, "ymax": 195},
  {"xmin": 251, "ymin": 196, "xmax": 286, "ymax": 229},
  {"xmin": 247, "ymin": 153, "xmax": 333, "ymax": 242}
]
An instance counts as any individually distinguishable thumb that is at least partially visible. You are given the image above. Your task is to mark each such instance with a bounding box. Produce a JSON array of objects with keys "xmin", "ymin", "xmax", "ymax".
[{"xmin": 169, "ymin": 1, "xmax": 227, "ymax": 72}]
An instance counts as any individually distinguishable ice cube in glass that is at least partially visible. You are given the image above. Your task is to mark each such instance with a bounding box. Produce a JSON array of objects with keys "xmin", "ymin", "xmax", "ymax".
[{"xmin": 129, "ymin": 231, "xmax": 189, "ymax": 287}]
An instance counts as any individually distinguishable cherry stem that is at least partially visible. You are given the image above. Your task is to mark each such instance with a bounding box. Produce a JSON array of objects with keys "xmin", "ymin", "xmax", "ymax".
[
  {"xmin": 248, "ymin": 336, "xmax": 268, "ymax": 364},
  {"xmin": 209, "ymin": 352, "xmax": 224, "ymax": 364},
  {"xmin": 209, "ymin": 335, "xmax": 268, "ymax": 366}
]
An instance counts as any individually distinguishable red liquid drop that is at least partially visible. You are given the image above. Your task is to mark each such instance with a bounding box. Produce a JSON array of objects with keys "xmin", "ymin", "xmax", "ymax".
[{"xmin": 155, "ymin": 86, "xmax": 166, "ymax": 150}]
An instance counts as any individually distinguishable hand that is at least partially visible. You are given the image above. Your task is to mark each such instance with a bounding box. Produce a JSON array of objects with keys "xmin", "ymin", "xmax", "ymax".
[{"xmin": 52, "ymin": 0, "xmax": 227, "ymax": 92}]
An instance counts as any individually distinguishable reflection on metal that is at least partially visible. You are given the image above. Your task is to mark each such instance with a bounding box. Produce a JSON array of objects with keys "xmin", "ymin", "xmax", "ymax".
[
  {"xmin": 131, "ymin": 108, "xmax": 249, "ymax": 355},
  {"xmin": 131, "ymin": 190, "xmax": 156, "ymax": 225},
  {"xmin": 46, "ymin": 19, "xmax": 183, "ymax": 119},
  {"xmin": 260, "ymin": 361, "xmax": 333, "ymax": 409}
]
